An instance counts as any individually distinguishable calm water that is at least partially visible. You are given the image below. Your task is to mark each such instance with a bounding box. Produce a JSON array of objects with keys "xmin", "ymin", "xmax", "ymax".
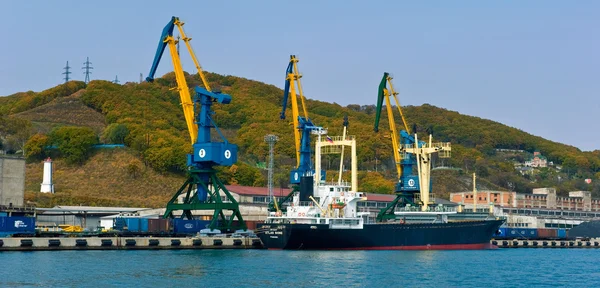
[{"xmin": 1, "ymin": 249, "xmax": 599, "ymax": 287}]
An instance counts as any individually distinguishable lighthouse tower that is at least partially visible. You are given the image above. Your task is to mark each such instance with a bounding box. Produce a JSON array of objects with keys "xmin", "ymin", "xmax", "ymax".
[{"xmin": 40, "ymin": 158, "xmax": 55, "ymax": 193}]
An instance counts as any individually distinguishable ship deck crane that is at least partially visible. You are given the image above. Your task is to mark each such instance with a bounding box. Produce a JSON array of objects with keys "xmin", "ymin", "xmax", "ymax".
[
  {"xmin": 146, "ymin": 16, "xmax": 246, "ymax": 232},
  {"xmin": 374, "ymin": 72, "xmax": 451, "ymax": 218},
  {"xmin": 280, "ymin": 55, "xmax": 324, "ymax": 184},
  {"xmin": 268, "ymin": 55, "xmax": 324, "ymax": 212}
]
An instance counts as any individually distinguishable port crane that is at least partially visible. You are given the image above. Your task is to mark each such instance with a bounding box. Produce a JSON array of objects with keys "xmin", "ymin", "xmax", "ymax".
[
  {"xmin": 146, "ymin": 16, "xmax": 246, "ymax": 232},
  {"xmin": 374, "ymin": 72, "xmax": 451, "ymax": 218},
  {"xmin": 268, "ymin": 55, "xmax": 324, "ymax": 212}
]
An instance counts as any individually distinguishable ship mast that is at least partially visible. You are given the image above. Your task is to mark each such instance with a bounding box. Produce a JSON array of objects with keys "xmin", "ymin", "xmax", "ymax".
[{"xmin": 402, "ymin": 134, "xmax": 451, "ymax": 211}]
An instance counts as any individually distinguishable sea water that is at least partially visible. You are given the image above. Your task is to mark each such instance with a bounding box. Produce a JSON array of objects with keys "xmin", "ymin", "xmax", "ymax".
[{"xmin": 1, "ymin": 249, "xmax": 599, "ymax": 287}]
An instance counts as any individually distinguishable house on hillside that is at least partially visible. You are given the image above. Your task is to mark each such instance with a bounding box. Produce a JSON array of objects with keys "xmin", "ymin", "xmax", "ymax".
[
  {"xmin": 518, "ymin": 166, "xmax": 534, "ymax": 176},
  {"xmin": 524, "ymin": 151, "xmax": 548, "ymax": 168}
]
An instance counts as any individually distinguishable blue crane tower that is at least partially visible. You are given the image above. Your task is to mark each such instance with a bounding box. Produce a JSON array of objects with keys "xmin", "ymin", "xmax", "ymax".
[{"xmin": 146, "ymin": 16, "xmax": 245, "ymax": 232}]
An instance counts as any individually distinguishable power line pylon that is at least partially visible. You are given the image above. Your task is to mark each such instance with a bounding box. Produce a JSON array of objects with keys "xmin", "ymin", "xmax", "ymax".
[
  {"xmin": 62, "ymin": 61, "xmax": 71, "ymax": 83},
  {"xmin": 82, "ymin": 57, "xmax": 93, "ymax": 84}
]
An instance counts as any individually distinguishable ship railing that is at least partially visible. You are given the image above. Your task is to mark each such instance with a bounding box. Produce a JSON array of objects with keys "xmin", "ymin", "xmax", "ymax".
[
  {"xmin": 318, "ymin": 135, "xmax": 355, "ymax": 143},
  {"xmin": 394, "ymin": 206, "xmax": 457, "ymax": 213},
  {"xmin": 319, "ymin": 181, "xmax": 352, "ymax": 188}
]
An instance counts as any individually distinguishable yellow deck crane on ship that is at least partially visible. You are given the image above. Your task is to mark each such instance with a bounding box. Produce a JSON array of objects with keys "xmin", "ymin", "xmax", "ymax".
[
  {"xmin": 267, "ymin": 55, "xmax": 324, "ymax": 212},
  {"xmin": 374, "ymin": 72, "xmax": 451, "ymax": 216},
  {"xmin": 146, "ymin": 16, "xmax": 246, "ymax": 232},
  {"xmin": 376, "ymin": 73, "xmax": 411, "ymax": 180}
]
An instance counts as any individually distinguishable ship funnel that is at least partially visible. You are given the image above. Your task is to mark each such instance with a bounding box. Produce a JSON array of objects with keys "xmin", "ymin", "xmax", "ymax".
[{"xmin": 299, "ymin": 176, "xmax": 314, "ymax": 201}]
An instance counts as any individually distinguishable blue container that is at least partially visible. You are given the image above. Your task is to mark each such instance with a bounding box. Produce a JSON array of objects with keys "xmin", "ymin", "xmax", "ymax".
[
  {"xmin": 113, "ymin": 218, "xmax": 126, "ymax": 230},
  {"xmin": 0, "ymin": 216, "xmax": 35, "ymax": 234},
  {"xmin": 172, "ymin": 219, "xmax": 211, "ymax": 234},
  {"xmin": 114, "ymin": 217, "xmax": 144, "ymax": 232},
  {"xmin": 140, "ymin": 218, "xmax": 149, "ymax": 233},
  {"xmin": 125, "ymin": 218, "xmax": 141, "ymax": 232},
  {"xmin": 558, "ymin": 229, "xmax": 567, "ymax": 239}
]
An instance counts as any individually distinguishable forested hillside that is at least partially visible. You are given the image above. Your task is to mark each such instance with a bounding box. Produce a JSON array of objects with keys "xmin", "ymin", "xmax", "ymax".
[{"xmin": 1, "ymin": 72, "xmax": 600, "ymax": 207}]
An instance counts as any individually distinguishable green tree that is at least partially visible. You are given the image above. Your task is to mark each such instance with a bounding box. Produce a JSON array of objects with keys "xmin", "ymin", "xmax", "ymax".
[
  {"xmin": 229, "ymin": 163, "xmax": 265, "ymax": 186},
  {"xmin": 102, "ymin": 123, "xmax": 129, "ymax": 144},
  {"xmin": 50, "ymin": 126, "xmax": 98, "ymax": 164},
  {"xmin": 24, "ymin": 133, "xmax": 50, "ymax": 160}
]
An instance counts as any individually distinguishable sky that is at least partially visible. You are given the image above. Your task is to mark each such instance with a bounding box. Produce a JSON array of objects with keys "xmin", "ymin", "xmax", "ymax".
[{"xmin": 1, "ymin": 1, "xmax": 598, "ymax": 151}]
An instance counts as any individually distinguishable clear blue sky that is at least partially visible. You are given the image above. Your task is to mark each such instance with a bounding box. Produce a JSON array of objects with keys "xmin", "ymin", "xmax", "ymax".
[{"xmin": 1, "ymin": 1, "xmax": 598, "ymax": 151}]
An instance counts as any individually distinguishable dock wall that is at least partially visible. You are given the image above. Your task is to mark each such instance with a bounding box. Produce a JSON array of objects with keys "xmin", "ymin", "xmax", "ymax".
[{"xmin": 0, "ymin": 236, "xmax": 263, "ymax": 251}]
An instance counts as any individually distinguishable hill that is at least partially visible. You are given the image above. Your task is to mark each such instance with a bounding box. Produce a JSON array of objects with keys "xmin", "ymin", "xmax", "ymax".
[
  {"xmin": 24, "ymin": 149, "xmax": 180, "ymax": 207},
  {"xmin": 2, "ymin": 73, "xmax": 600, "ymax": 207},
  {"xmin": 14, "ymin": 89, "xmax": 106, "ymax": 134}
]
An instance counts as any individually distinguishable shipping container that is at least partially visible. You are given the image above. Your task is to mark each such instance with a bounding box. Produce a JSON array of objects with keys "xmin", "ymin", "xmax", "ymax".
[
  {"xmin": 124, "ymin": 218, "xmax": 140, "ymax": 232},
  {"xmin": 0, "ymin": 216, "xmax": 36, "ymax": 234},
  {"xmin": 140, "ymin": 218, "xmax": 149, "ymax": 233},
  {"xmin": 172, "ymin": 219, "xmax": 212, "ymax": 234},
  {"xmin": 114, "ymin": 217, "xmax": 149, "ymax": 232},
  {"xmin": 537, "ymin": 228, "xmax": 558, "ymax": 239},
  {"xmin": 148, "ymin": 219, "xmax": 171, "ymax": 233},
  {"xmin": 558, "ymin": 229, "xmax": 567, "ymax": 239}
]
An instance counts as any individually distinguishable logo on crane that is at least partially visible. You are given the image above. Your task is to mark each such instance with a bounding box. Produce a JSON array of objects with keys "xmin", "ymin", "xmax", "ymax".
[
  {"xmin": 224, "ymin": 150, "xmax": 231, "ymax": 159},
  {"xmin": 408, "ymin": 179, "xmax": 415, "ymax": 187},
  {"xmin": 199, "ymin": 149, "xmax": 206, "ymax": 158}
]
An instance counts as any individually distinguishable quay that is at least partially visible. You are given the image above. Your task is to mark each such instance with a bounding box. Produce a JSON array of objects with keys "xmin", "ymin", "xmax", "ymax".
[
  {"xmin": 493, "ymin": 239, "xmax": 600, "ymax": 248},
  {"xmin": 0, "ymin": 236, "xmax": 263, "ymax": 251}
]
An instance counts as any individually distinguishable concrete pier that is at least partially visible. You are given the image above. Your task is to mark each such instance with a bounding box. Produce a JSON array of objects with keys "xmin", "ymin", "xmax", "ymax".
[
  {"xmin": 0, "ymin": 236, "xmax": 263, "ymax": 251},
  {"xmin": 492, "ymin": 239, "xmax": 600, "ymax": 248}
]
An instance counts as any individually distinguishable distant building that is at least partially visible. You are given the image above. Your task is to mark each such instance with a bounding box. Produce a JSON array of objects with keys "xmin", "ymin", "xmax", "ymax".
[
  {"xmin": 450, "ymin": 191, "xmax": 516, "ymax": 207},
  {"xmin": 524, "ymin": 151, "xmax": 548, "ymax": 168},
  {"xmin": 517, "ymin": 166, "xmax": 534, "ymax": 176},
  {"xmin": 450, "ymin": 187, "xmax": 599, "ymax": 212}
]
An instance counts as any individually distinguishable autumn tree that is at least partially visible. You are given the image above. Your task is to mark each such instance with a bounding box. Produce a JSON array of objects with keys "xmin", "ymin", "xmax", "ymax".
[
  {"xmin": 102, "ymin": 123, "xmax": 129, "ymax": 144},
  {"xmin": 24, "ymin": 133, "xmax": 50, "ymax": 160},
  {"xmin": 49, "ymin": 126, "xmax": 98, "ymax": 164},
  {"xmin": 0, "ymin": 117, "xmax": 33, "ymax": 154}
]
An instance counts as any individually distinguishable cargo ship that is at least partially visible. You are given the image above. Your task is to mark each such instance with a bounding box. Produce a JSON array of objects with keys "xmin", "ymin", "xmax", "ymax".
[
  {"xmin": 257, "ymin": 120, "xmax": 504, "ymax": 250},
  {"xmin": 257, "ymin": 182, "xmax": 504, "ymax": 250}
]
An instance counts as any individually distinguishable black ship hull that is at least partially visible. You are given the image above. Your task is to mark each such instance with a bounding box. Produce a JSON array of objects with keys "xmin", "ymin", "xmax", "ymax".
[{"xmin": 257, "ymin": 219, "xmax": 504, "ymax": 250}]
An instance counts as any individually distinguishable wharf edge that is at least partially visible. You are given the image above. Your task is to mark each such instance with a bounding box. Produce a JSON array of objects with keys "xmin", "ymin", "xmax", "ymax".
[{"xmin": 0, "ymin": 236, "xmax": 263, "ymax": 251}]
